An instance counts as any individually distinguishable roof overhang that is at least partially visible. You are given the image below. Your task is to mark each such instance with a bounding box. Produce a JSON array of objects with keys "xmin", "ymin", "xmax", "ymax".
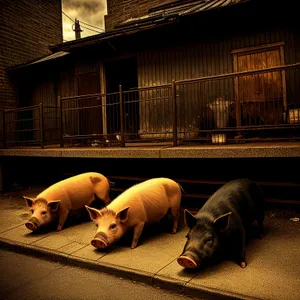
[
  {"xmin": 6, "ymin": 51, "xmax": 69, "ymax": 72},
  {"xmin": 49, "ymin": 0, "xmax": 251, "ymax": 53},
  {"xmin": 6, "ymin": 0, "xmax": 252, "ymax": 71},
  {"xmin": 117, "ymin": 0, "xmax": 250, "ymax": 29}
]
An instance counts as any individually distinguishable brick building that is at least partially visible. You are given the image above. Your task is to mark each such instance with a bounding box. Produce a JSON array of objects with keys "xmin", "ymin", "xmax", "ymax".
[{"xmin": 0, "ymin": 0, "xmax": 62, "ymax": 109}]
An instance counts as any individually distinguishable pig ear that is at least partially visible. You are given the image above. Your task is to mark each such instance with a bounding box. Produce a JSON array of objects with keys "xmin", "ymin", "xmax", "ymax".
[
  {"xmin": 85, "ymin": 205, "xmax": 101, "ymax": 221},
  {"xmin": 24, "ymin": 196, "xmax": 36, "ymax": 208},
  {"xmin": 116, "ymin": 206, "xmax": 129, "ymax": 223},
  {"xmin": 213, "ymin": 212, "xmax": 232, "ymax": 233},
  {"xmin": 47, "ymin": 200, "xmax": 61, "ymax": 212},
  {"xmin": 184, "ymin": 209, "xmax": 197, "ymax": 228}
]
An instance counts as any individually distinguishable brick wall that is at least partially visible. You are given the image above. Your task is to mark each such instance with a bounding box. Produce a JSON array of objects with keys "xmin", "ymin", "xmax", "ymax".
[
  {"xmin": 0, "ymin": 0, "xmax": 63, "ymax": 108},
  {"xmin": 105, "ymin": 0, "xmax": 175, "ymax": 31}
]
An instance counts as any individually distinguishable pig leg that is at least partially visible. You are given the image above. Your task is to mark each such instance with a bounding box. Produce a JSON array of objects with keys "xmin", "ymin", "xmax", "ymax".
[
  {"xmin": 235, "ymin": 249, "xmax": 247, "ymax": 269},
  {"xmin": 131, "ymin": 222, "xmax": 145, "ymax": 249},
  {"xmin": 257, "ymin": 221, "xmax": 264, "ymax": 239},
  {"xmin": 169, "ymin": 206, "xmax": 180, "ymax": 234},
  {"xmin": 256, "ymin": 210, "xmax": 265, "ymax": 239},
  {"xmin": 231, "ymin": 231, "xmax": 247, "ymax": 268},
  {"xmin": 57, "ymin": 209, "xmax": 69, "ymax": 231},
  {"xmin": 251, "ymin": 219, "xmax": 264, "ymax": 239}
]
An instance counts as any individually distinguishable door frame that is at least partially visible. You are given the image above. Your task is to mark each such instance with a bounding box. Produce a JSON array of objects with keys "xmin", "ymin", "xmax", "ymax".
[
  {"xmin": 231, "ymin": 41, "xmax": 287, "ymax": 126},
  {"xmin": 102, "ymin": 56, "xmax": 138, "ymax": 138}
]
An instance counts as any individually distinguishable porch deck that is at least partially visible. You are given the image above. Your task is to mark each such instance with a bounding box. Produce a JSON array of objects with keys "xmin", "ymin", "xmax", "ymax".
[{"xmin": 1, "ymin": 141, "xmax": 300, "ymax": 159}]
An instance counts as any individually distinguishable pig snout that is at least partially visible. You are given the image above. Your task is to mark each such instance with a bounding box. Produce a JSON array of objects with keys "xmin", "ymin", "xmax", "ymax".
[
  {"xmin": 25, "ymin": 217, "xmax": 40, "ymax": 231},
  {"xmin": 91, "ymin": 232, "xmax": 109, "ymax": 249},
  {"xmin": 177, "ymin": 253, "xmax": 199, "ymax": 269}
]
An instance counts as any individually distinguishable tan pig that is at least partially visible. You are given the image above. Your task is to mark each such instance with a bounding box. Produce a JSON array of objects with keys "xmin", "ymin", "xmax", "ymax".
[
  {"xmin": 85, "ymin": 177, "xmax": 182, "ymax": 249},
  {"xmin": 24, "ymin": 172, "xmax": 112, "ymax": 232}
]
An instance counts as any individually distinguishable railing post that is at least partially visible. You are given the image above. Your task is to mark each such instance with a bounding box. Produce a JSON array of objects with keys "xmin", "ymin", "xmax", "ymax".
[
  {"xmin": 59, "ymin": 96, "xmax": 64, "ymax": 147},
  {"xmin": 119, "ymin": 84, "xmax": 125, "ymax": 147},
  {"xmin": 39, "ymin": 103, "xmax": 44, "ymax": 149},
  {"xmin": 172, "ymin": 80, "xmax": 178, "ymax": 146},
  {"xmin": 2, "ymin": 109, "xmax": 6, "ymax": 149}
]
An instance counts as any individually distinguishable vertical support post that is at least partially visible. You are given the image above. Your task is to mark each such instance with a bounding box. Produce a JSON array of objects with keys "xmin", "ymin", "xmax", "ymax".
[
  {"xmin": 2, "ymin": 109, "xmax": 6, "ymax": 149},
  {"xmin": 172, "ymin": 80, "xmax": 178, "ymax": 146},
  {"xmin": 59, "ymin": 96, "xmax": 64, "ymax": 147},
  {"xmin": 0, "ymin": 162, "xmax": 3, "ymax": 192},
  {"xmin": 99, "ymin": 62, "xmax": 107, "ymax": 138},
  {"xmin": 39, "ymin": 103, "xmax": 44, "ymax": 149},
  {"xmin": 119, "ymin": 84, "xmax": 125, "ymax": 147},
  {"xmin": 279, "ymin": 45, "xmax": 287, "ymax": 122}
]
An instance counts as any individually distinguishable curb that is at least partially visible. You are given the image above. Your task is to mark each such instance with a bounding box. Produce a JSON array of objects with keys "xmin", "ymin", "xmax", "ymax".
[{"xmin": 0, "ymin": 237, "xmax": 250, "ymax": 300}]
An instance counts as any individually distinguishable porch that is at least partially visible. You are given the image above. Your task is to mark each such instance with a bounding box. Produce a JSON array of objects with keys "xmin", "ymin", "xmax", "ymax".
[
  {"xmin": 1, "ymin": 63, "xmax": 300, "ymax": 150},
  {"xmin": 1, "ymin": 142, "xmax": 300, "ymax": 160}
]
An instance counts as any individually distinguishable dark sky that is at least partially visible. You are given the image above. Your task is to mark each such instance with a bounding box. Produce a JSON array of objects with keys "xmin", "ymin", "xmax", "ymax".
[{"xmin": 62, "ymin": 0, "xmax": 107, "ymax": 41}]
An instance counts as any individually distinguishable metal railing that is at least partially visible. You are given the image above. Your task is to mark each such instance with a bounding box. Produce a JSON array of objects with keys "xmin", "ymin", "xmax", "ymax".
[
  {"xmin": 60, "ymin": 84, "xmax": 175, "ymax": 147},
  {"xmin": 174, "ymin": 63, "xmax": 300, "ymax": 144},
  {"xmin": 2, "ymin": 104, "xmax": 60, "ymax": 148},
  {"xmin": 1, "ymin": 63, "xmax": 300, "ymax": 148}
]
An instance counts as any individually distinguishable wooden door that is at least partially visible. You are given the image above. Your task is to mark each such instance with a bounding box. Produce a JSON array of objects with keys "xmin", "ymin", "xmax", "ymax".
[
  {"xmin": 105, "ymin": 57, "xmax": 138, "ymax": 139},
  {"xmin": 232, "ymin": 42, "xmax": 286, "ymax": 126},
  {"xmin": 77, "ymin": 65, "xmax": 102, "ymax": 136}
]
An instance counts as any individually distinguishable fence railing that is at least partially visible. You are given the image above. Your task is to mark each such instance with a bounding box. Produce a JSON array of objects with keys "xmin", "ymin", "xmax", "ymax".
[
  {"xmin": 1, "ymin": 104, "xmax": 60, "ymax": 148},
  {"xmin": 1, "ymin": 63, "xmax": 300, "ymax": 148},
  {"xmin": 174, "ymin": 63, "xmax": 300, "ymax": 144}
]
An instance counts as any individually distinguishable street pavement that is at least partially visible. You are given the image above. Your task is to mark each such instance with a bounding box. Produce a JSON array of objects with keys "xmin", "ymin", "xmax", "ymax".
[
  {"xmin": 0, "ymin": 248, "xmax": 200, "ymax": 300},
  {"xmin": 0, "ymin": 191, "xmax": 300, "ymax": 300}
]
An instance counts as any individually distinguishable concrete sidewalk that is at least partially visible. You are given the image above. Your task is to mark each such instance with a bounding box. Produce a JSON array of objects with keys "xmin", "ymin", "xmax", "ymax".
[
  {"xmin": 0, "ymin": 193, "xmax": 300, "ymax": 300},
  {"xmin": 1, "ymin": 142, "xmax": 300, "ymax": 159}
]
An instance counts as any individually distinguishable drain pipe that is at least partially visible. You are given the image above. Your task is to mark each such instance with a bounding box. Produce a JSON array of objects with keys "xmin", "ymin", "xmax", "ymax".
[{"xmin": 0, "ymin": 164, "xmax": 2, "ymax": 192}]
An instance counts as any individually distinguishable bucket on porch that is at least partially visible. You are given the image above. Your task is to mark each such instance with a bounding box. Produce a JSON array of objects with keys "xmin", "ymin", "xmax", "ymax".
[
  {"xmin": 207, "ymin": 97, "xmax": 233, "ymax": 129},
  {"xmin": 287, "ymin": 108, "xmax": 300, "ymax": 124},
  {"xmin": 211, "ymin": 133, "xmax": 227, "ymax": 144}
]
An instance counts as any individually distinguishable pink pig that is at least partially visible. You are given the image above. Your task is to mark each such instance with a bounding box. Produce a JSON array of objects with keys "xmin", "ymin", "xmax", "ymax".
[
  {"xmin": 24, "ymin": 172, "xmax": 112, "ymax": 232},
  {"xmin": 85, "ymin": 177, "xmax": 182, "ymax": 249}
]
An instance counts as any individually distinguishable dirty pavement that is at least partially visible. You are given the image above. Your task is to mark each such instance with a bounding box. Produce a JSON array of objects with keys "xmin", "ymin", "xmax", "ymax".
[{"xmin": 0, "ymin": 188, "xmax": 300, "ymax": 300}]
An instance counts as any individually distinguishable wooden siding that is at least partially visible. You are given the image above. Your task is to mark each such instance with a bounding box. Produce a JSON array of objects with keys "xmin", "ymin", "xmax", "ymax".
[
  {"xmin": 138, "ymin": 28, "xmax": 298, "ymax": 87},
  {"xmin": 32, "ymin": 79, "xmax": 57, "ymax": 107},
  {"xmin": 137, "ymin": 27, "xmax": 300, "ymax": 137}
]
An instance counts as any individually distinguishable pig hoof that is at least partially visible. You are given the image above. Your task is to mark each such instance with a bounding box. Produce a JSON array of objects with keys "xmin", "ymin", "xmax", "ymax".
[
  {"xmin": 240, "ymin": 261, "xmax": 247, "ymax": 268},
  {"xmin": 177, "ymin": 256, "xmax": 198, "ymax": 269},
  {"xmin": 56, "ymin": 226, "xmax": 62, "ymax": 231},
  {"xmin": 91, "ymin": 238, "xmax": 108, "ymax": 249}
]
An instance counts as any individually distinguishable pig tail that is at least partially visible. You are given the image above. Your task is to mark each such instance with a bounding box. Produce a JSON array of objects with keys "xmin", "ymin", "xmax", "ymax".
[
  {"xmin": 108, "ymin": 180, "xmax": 115, "ymax": 187},
  {"xmin": 178, "ymin": 183, "xmax": 185, "ymax": 193}
]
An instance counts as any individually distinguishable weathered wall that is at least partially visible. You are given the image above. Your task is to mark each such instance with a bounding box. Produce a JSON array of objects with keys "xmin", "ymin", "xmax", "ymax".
[{"xmin": 0, "ymin": 0, "xmax": 62, "ymax": 109}]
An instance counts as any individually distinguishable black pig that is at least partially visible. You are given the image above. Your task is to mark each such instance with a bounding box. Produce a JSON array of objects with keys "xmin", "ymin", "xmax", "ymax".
[{"xmin": 177, "ymin": 179, "xmax": 264, "ymax": 269}]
